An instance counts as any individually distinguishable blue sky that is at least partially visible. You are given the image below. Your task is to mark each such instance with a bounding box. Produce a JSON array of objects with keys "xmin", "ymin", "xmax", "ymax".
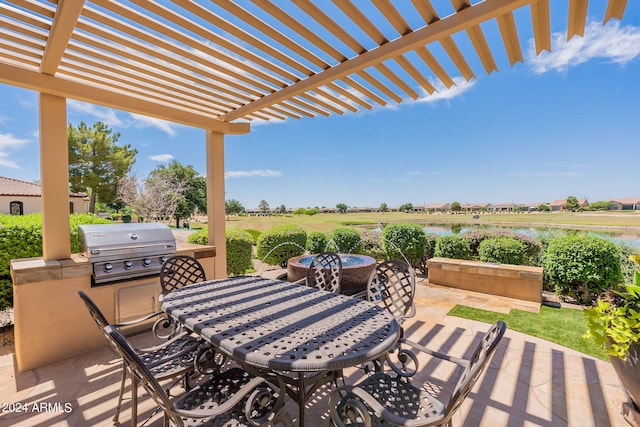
[{"xmin": 1, "ymin": 2, "xmax": 640, "ymax": 210}]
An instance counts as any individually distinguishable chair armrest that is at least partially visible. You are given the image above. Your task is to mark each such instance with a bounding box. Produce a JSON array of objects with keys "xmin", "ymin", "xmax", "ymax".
[
  {"xmin": 110, "ymin": 310, "xmax": 164, "ymax": 328},
  {"xmin": 399, "ymin": 338, "xmax": 469, "ymax": 368},
  {"xmin": 351, "ymin": 290, "xmax": 367, "ymax": 300},
  {"xmin": 291, "ymin": 277, "xmax": 306, "ymax": 285}
]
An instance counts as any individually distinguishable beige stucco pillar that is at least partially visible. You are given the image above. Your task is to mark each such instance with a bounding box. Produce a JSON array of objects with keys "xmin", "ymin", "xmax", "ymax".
[
  {"xmin": 205, "ymin": 131, "xmax": 226, "ymax": 278},
  {"xmin": 39, "ymin": 93, "xmax": 71, "ymax": 260}
]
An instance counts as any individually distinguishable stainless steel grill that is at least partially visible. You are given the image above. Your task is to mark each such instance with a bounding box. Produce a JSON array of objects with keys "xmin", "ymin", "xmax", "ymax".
[{"xmin": 79, "ymin": 223, "xmax": 176, "ymax": 286}]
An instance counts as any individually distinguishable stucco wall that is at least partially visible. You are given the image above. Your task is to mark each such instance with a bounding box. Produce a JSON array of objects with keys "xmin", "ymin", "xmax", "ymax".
[{"xmin": 0, "ymin": 195, "xmax": 87, "ymax": 214}]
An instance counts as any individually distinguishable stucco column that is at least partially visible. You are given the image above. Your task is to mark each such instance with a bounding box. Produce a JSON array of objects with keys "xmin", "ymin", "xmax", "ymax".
[
  {"xmin": 39, "ymin": 93, "xmax": 71, "ymax": 260},
  {"xmin": 205, "ymin": 131, "xmax": 226, "ymax": 278}
]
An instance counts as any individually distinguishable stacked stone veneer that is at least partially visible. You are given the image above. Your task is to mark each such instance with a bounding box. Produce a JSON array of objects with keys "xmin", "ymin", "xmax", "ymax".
[{"xmin": 427, "ymin": 257, "xmax": 543, "ymax": 303}]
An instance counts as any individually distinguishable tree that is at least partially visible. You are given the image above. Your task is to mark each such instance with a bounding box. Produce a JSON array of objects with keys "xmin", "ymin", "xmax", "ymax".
[
  {"xmin": 451, "ymin": 201, "xmax": 462, "ymax": 212},
  {"xmin": 259, "ymin": 199, "xmax": 270, "ymax": 213},
  {"xmin": 277, "ymin": 204, "xmax": 286, "ymax": 214},
  {"xmin": 538, "ymin": 203, "xmax": 551, "ymax": 212},
  {"xmin": 379, "ymin": 203, "xmax": 388, "ymax": 213},
  {"xmin": 565, "ymin": 196, "xmax": 580, "ymax": 211},
  {"xmin": 398, "ymin": 203, "xmax": 413, "ymax": 212},
  {"xmin": 68, "ymin": 121, "xmax": 137, "ymax": 213},
  {"xmin": 149, "ymin": 161, "xmax": 207, "ymax": 227},
  {"xmin": 118, "ymin": 173, "xmax": 185, "ymax": 225},
  {"xmin": 225, "ymin": 199, "xmax": 245, "ymax": 218},
  {"xmin": 336, "ymin": 203, "xmax": 348, "ymax": 213}
]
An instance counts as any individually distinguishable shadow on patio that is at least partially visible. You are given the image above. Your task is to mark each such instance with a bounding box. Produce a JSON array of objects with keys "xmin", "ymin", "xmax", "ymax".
[{"xmin": 0, "ymin": 283, "xmax": 630, "ymax": 427}]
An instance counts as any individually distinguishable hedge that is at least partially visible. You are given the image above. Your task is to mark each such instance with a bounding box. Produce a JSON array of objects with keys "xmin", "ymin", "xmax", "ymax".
[
  {"xmin": 327, "ymin": 227, "xmax": 362, "ymax": 253},
  {"xmin": 478, "ymin": 237, "xmax": 527, "ymax": 265},
  {"xmin": 307, "ymin": 231, "xmax": 328, "ymax": 254},
  {"xmin": 226, "ymin": 228, "xmax": 254, "ymax": 276},
  {"xmin": 360, "ymin": 231, "xmax": 385, "ymax": 260},
  {"xmin": 543, "ymin": 235, "xmax": 622, "ymax": 305},
  {"xmin": 434, "ymin": 235, "xmax": 471, "ymax": 260},
  {"xmin": 256, "ymin": 225, "xmax": 307, "ymax": 266},
  {"xmin": 382, "ymin": 223, "xmax": 427, "ymax": 268}
]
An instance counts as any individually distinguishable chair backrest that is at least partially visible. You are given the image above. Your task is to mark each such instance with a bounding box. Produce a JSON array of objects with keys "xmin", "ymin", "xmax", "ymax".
[
  {"xmin": 445, "ymin": 321, "xmax": 506, "ymax": 418},
  {"xmin": 78, "ymin": 290, "xmax": 110, "ymax": 331},
  {"xmin": 104, "ymin": 325, "xmax": 177, "ymax": 421},
  {"xmin": 160, "ymin": 255, "xmax": 206, "ymax": 294},
  {"xmin": 306, "ymin": 252, "xmax": 342, "ymax": 293},
  {"xmin": 367, "ymin": 260, "xmax": 416, "ymax": 323}
]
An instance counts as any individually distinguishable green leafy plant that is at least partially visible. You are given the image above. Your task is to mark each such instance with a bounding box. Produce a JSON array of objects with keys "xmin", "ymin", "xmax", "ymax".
[
  {"xmin": 382, "ymin": 223, "xmax": 427, "ymax": 268},
  {"xmin": 434, "ymin": 235, "xmax": 471, "ymax": 260},
  {"xmin": 327, "ymin": 227, "xmax": 361, "ymax": 253},
  {"xmin": 226, "ymin": 228, "xmax": 254, "ymax": 276},
  {"xmin": 585, "ymin": 282, "xmax": 640, "ymax": 360},
  {"xmin": 256, "ymin": 225, "xmax": 306, "ymax": 266},
  {"xmin": 543, "ymin": 235, "xmax": 622, "ymax": 305},
  {"xmin": 306, "ymin": 231, "xmax": 328, "ymax": 254},
  {"xmin": 187, "ymin": 229, "xmax": 208, "ymax": 245},
  {"xmin": 478, "ymin": 237, "xmax": 527, "ymax": 265},
  {"xmin": 360, "ymin": 231, "xmax": 385, "ymax": 260}
]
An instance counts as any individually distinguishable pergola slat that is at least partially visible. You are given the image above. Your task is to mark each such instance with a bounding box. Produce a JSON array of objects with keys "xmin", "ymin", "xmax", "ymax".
[
  {"xmin": 531, "ymin": 0, "xmax": 551, "ymax": 55},
  {"xmin": 315, "ymin": 87, "xmax": 358, "ymax": 113},
  {"xmin": 496, "ymin": 12, "xmax": 523, "ymax": 66},
  {"xmin": 326, "ymin": 81, "xmax": 372, "ymax": 110},
  {"xmin": 394, "ymin": 54, "xmax": 436, "ymax": 95},
  {"xmin": 40, "ymin": 0, "xmax": 83, "ymax": 75},
  {"xmin": 374, "ymin": 63, "xmax": 419, "ymax": 100},
  {"xmin": 357, "ymin": 69, "xmax": 403, "ymax": 103},
  {"xmin": 604, "ymin": 0, "xmax": 628, "ymax": 23},
  {"xmin": 466, "ymin": 24, "xmax": 498, "ymax": 74},
  {"xmin": 287, "ymin": 96, "xmax": 331, "ymax": 117},
  {"xmin": 568, "ymin": 0, "xmax": 589, "ymax": 40},
  {"xmin": 332, "ymin": 0, "xmax": 387, "ymax": 44},
  {"xmin": 128, "ymin": 0, "xmax": 300, "ymax": 84},
  {"xmin": 371, "ymin": 0, "xmax": 412, "ymax": 35},
  {"xmin": 440, "ymin": 36, "xmax": 475, "ymax": 81},
  {"xmin": 89, "ymin": 1, "xmax": 281, "ymax": 91},
  {"xmin": 340, "ymin": 76, "xmax": 387, "ymax": 107},
  {"xmin": 415, "ymin": 46, "xmax": 455, "ymax": 88}
]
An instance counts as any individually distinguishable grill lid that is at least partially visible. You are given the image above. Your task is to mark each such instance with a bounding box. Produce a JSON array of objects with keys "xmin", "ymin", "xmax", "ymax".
[{"xmin": 79, "ymin": 223, "xmax": 176, "ymax": 263}]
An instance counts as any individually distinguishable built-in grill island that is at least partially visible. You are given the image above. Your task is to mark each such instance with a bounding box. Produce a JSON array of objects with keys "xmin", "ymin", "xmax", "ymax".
[{"xmin": 79, "ymin": 223, "xmax": 176, "ymax": 286}]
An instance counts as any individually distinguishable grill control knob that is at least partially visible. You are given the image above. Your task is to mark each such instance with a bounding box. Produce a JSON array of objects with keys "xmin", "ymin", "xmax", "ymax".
[
  {"xmin": 143, "ymin": 258, "xmax": 152, "ymax": 267},
  {"xmin": 104, "ymin": 263, "xmax": 113, "ymax": 272},
  {"xmin": 124, "ymin": 260, "xmax": 133, "ymax": 269}
]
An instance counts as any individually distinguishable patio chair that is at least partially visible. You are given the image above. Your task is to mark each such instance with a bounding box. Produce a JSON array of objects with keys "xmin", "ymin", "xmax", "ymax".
[
  {"xmin": 354, "ymin": 260, "xmax": 416, "ymax": 332},
  {"xmin": 77, "ymin": 291, "xmax": 213, "ymax": 425},
  {"xmin": 104, "ymin": 324, "xmax": 293, "ymax": 427},
  {"xmin": 329, "ymin": 321, "xmax": 507, "ymax": 427},
  {"xmin": 159, "ymin": 255, "xmax": 206, "ymax": 294},
  {"xmin": 154, "ymin": 255, "xmax": 207, "ymax": 339},
  {"xmin": 294, "ymin": 252, "xmax": 342, "ymax": 293}
]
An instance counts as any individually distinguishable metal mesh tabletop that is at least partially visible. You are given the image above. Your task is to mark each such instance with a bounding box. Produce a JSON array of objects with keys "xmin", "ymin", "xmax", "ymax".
[{"xmin": 161, "ymin": 276, "xmax": 400, "ymax": 372}]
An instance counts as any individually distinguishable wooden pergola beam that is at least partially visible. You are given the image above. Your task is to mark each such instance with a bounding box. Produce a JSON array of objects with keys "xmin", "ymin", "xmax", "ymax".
[
  {"xmin": 40, "ymin": 0, "xmax": 85, "ymax": 75},
  {"xmin": 0, "ymin": 62, "xmax": 249, "ymax": 134},
  {"xmin": 222, "ymin": 0, "xmax": 533, "ymax": 121}
]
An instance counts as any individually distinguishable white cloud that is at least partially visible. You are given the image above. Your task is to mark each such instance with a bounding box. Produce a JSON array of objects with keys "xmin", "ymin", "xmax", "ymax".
[
  {"xmin": 130, "ymin": 113, "xmax": 178, "ymax": 136},
  {"xmin": 68, "ymin": 100, "xmax": 124, "ymax": 127},
  {"xmin": 149, "ymin": 154, "xmax": 175, "ymax": 162},
  {"xmin": 225, "ymin": 169, "xmax": 282, "ymax": 178},
  {"xmin": 416, "ymin": 77, "xmax": 476, "ymax": 104},
  {"xmin": 0, "ymin": 133, "xmax": 29, "ymax": 169},
  {"xmin": 528, "ymin": 21, "xmax": 640, "ymax": 74}
]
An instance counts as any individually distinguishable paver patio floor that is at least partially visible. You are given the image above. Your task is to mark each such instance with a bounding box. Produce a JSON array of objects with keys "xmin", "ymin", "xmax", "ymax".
[{"xmin": 0, "ymin": 281, "xmax": 631, "ymax": 426}]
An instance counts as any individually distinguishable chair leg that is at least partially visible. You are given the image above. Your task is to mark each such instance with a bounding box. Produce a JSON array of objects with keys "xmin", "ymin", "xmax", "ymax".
[
  {"xmin": 113, "ymin": 364, "xmax": 127, "ymax": 424},
  {"xmin": 131, "ymin": 375, "xmax": 138, "ymax": 427}
]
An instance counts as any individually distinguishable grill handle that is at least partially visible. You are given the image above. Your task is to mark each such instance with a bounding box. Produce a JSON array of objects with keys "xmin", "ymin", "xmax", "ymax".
[{"xmin": 90, "ymin": 242, "xmax": 175, "ymax": 255}]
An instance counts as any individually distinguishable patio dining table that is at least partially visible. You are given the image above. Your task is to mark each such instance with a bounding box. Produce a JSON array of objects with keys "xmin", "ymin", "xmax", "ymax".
[{"xmin": 160, "ymin": 275, "xmax": 400, "ymax": 427}]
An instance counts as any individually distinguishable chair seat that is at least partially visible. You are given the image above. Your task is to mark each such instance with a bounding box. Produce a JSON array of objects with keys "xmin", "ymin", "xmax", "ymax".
[
  {"xmin": 139, "ymin": 333, "xmax": 200, "ymax": 380},
  {"xmin": 174, "ymin": 368, "xmax": 282, "ymax": 427},
  {"xmin": 337, "ymin": 373, "xmax": 445, "ymax": 426}
]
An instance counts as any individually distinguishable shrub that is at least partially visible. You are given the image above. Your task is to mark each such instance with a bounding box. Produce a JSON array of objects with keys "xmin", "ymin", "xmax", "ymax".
[
  {"xmin": 434, "ymin": 235, "xmax": 471, "ymax": 260},
  {"xmin": 226, "ymin": 228, "xmax": 254, "ymax": 276},
  {"xmin": 307, "ymin": 231, "xmax": 328, "ymax": 254},
  {"xmin": 256, "ymin": 225, "xmax": 307, "ymax": 266},
  {"xmin": 360, "ymin": 231, "xmax": 385, "ymax": 260},
  {"xmin": 0, "ymin": 277, "xmax": 12, "ymax": 312},
  {"xmin": 382, "ymin": 223, "xmax": 427, "ymax": 268},
  {"xmin": 327, "ymin": 227, "xmax": 362, "ymax": 253},
  {"xmin": 543, "ymin": 235, "xmax": 622, "ymax": 305},
  {"xmin": 187, "ymin": 229, "xmax": 208, "ymax": 245},
  {"xmin": 425, "ymin": 233, "xmax": 438, "ymax": 260},
  {"xmin": 478, "ymin": 237, "xmax": 527, "ymax": 265}
]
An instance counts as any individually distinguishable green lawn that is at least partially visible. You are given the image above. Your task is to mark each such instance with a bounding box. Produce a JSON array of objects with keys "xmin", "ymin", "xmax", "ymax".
[
  {"xmin": 226, "ymin": 211, "xmax": 640, "ymax": 234},
  {"xmin": 447, "ymin": 304, "xmax": 609, "ymax": 361}
]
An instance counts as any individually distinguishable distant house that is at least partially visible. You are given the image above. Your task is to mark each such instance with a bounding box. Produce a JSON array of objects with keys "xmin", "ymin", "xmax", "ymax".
[
  {"xmin": 0, "ymin": 176, "xmax": 87, "ymax": 215},
  {"xmin": 611, "ymin": 198, "xmax": 640, "ymax": 210},
  {"xmin": 423, "ymin": 202, "xmax": 451, "ymax": 213},
  {"xmin": 548, "ymin": 198, "xmax": 589, "ymax": 212},
  {"xmin": 487, "ymin": 202, "xmax": 517, "ymax": 212}
]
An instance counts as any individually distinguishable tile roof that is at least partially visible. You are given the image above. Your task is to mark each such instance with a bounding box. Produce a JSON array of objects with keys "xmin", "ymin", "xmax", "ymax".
[{"xmin": 0, "ymin": 176, "xmax": 86, "ymax": 197}]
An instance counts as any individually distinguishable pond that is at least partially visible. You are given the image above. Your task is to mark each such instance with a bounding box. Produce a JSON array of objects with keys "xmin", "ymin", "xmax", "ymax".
[{"xmin": 420, "ymin": 223, "xmax": 640, "ymax": 248}]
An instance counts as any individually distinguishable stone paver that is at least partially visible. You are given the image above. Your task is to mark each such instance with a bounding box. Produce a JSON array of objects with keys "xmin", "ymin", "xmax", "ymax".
[{"xmin": 0, "ymin": 282, "xmax": 632, "ymax": 426}]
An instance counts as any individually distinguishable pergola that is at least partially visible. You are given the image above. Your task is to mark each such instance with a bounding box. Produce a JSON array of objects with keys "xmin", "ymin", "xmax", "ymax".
[{"xmin": 0, "ymin": 0, "xmax": 629, "ymax": 276}]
